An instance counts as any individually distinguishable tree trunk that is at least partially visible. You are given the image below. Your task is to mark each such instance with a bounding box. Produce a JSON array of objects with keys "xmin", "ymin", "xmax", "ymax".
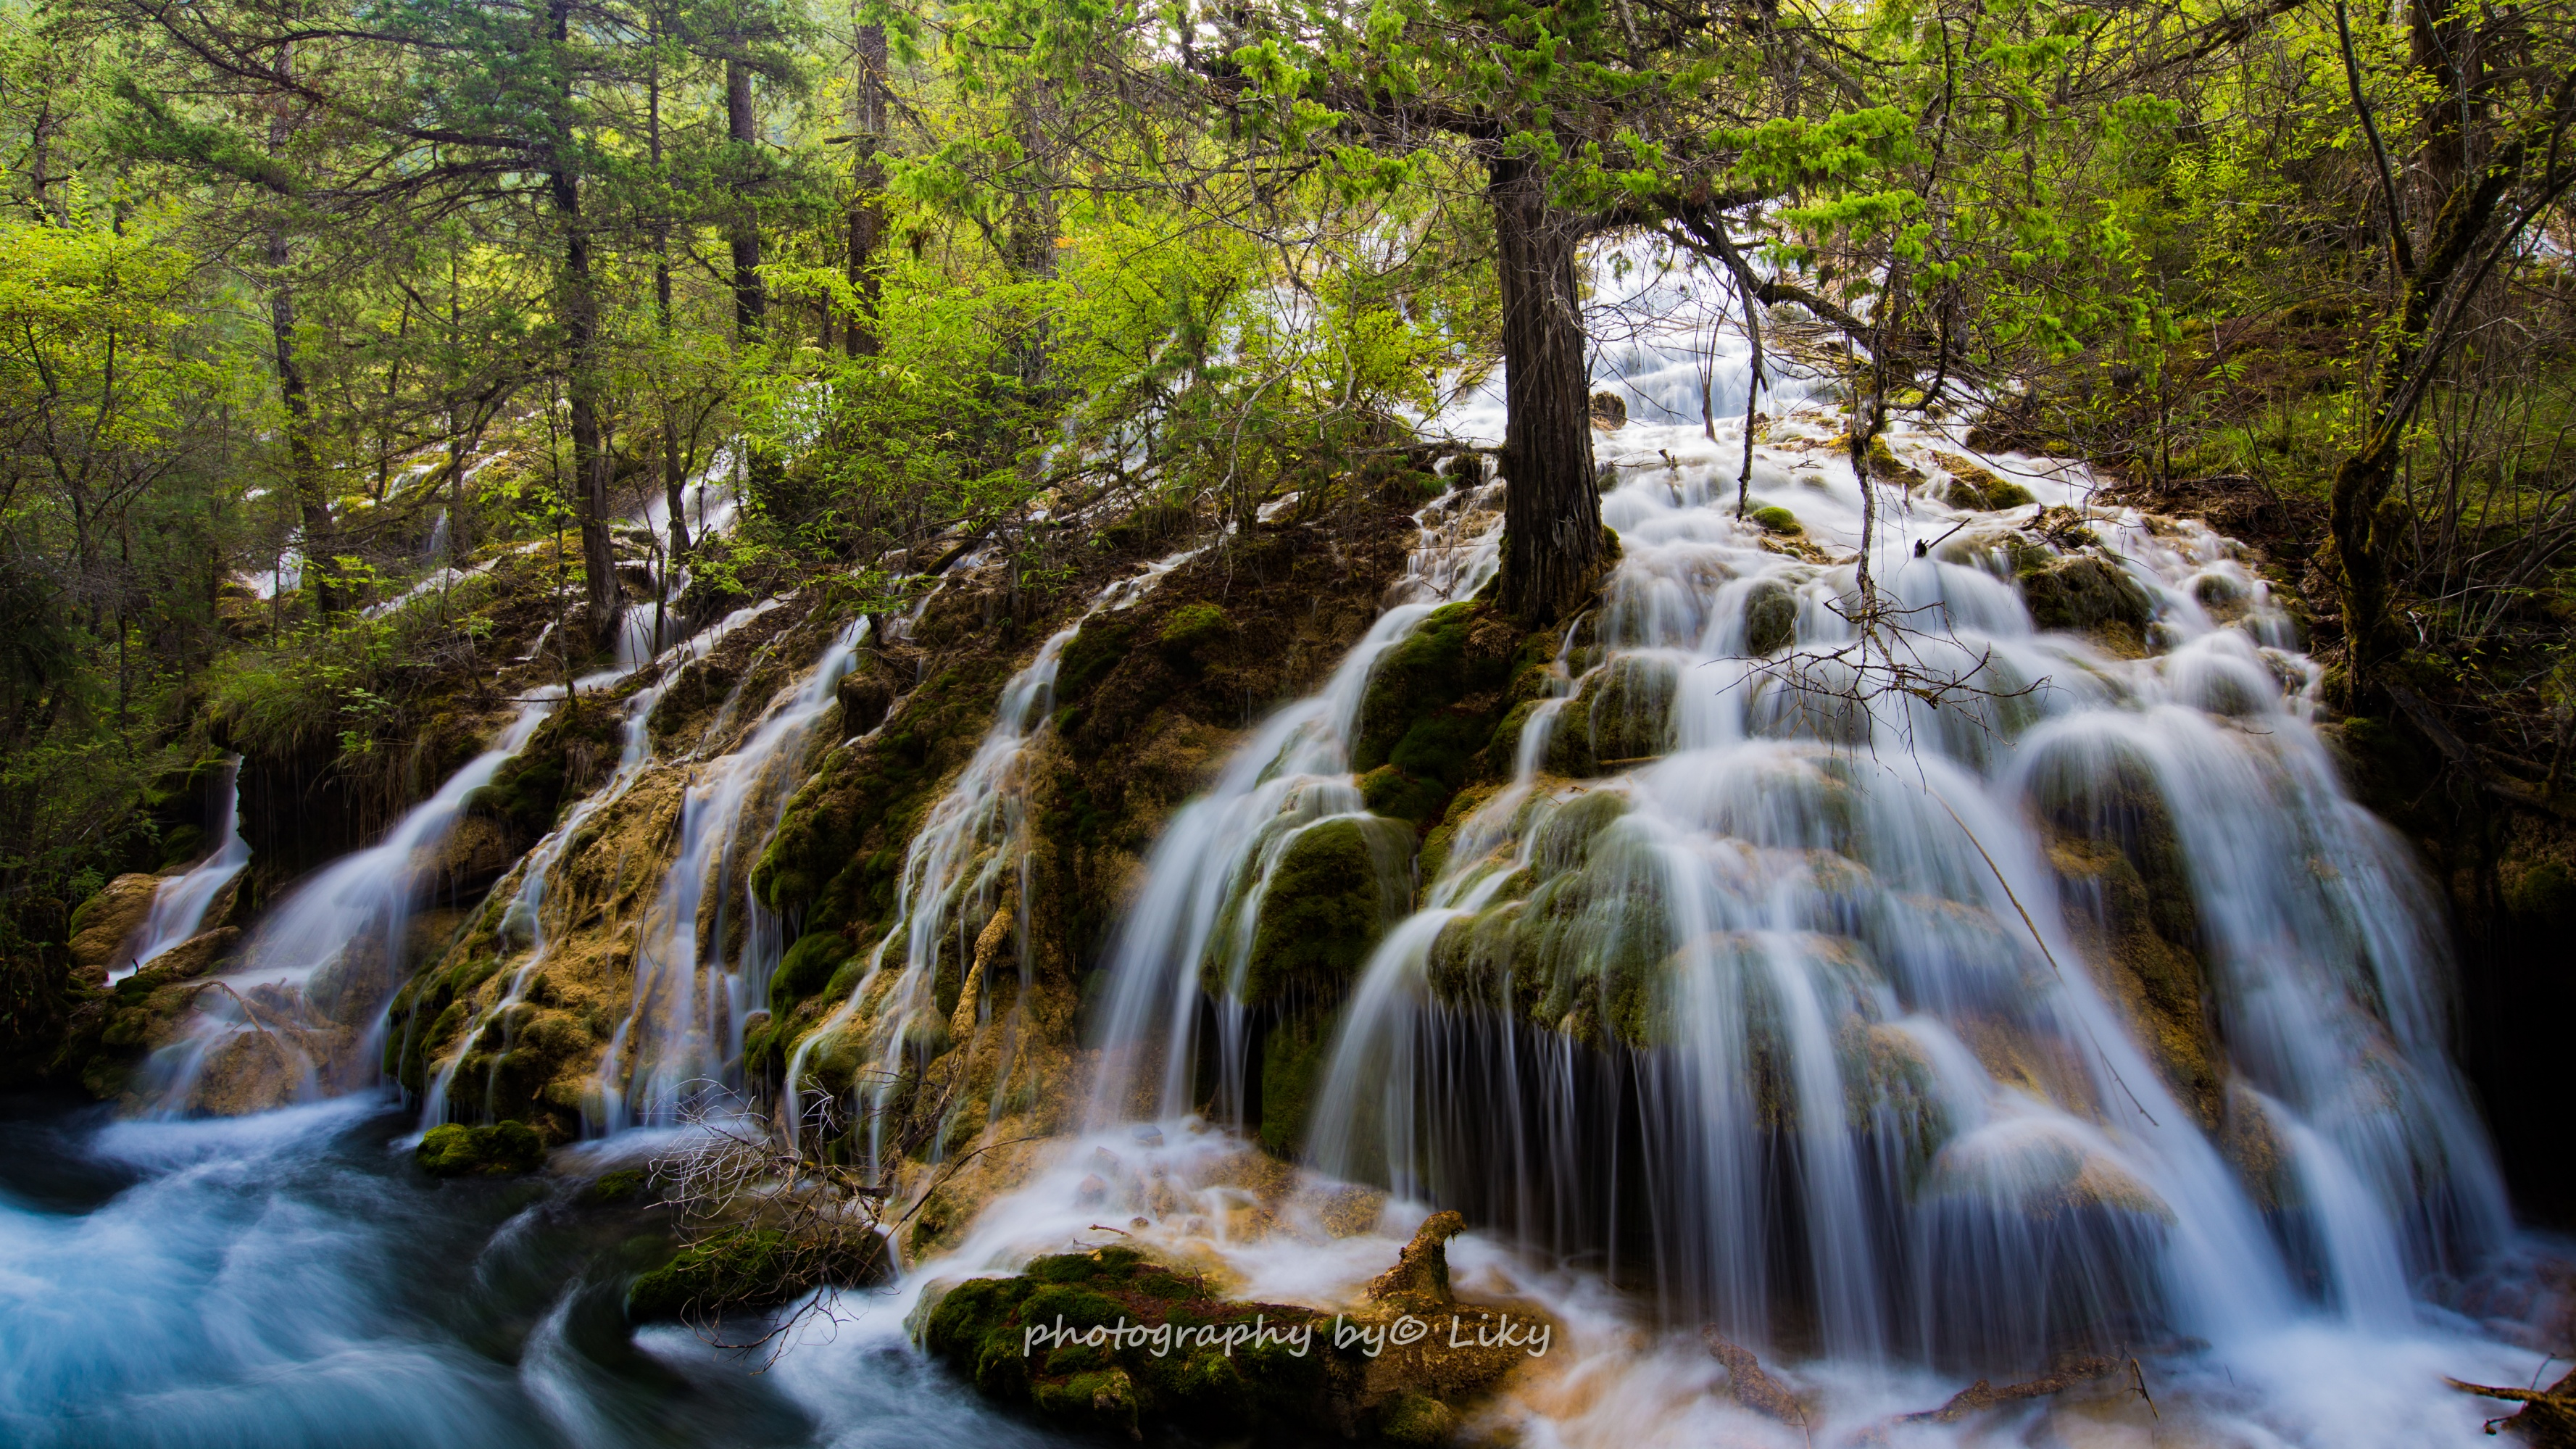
[
  {"xmin": 549, "ymin": 0, "xmax": 616, "ymax": 642},
  {"xmin": 1487, "ymin": 154, "xmax": 1603, "ymax": 624},
  {"xmin": 727, "ymin": 57, "xmax": 765, "ymax": 341},
  {"xmin": 649, "ymin": 20, "xmax": 688, "ymax": 557},
  {"xmin": 844, "ymin": 19, "xmax": 887, "ymax": 358},
  {"xmin": 268, "ymin": 240, "xmax": 338, "ymax": 615}
]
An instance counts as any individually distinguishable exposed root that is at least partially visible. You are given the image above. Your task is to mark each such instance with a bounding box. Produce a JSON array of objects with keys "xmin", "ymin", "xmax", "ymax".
[
  {"xmin": 2454, "ymin": 1367, "xmax": 2576, "ymax": 1447},
  {"xmin": 1701, "ymin": 1328, "xmax": 1808, "ymax": 1427},
  {"xmin": 1898, "ymin": 1356, "xmax": 2118, "ymax": 1424}
]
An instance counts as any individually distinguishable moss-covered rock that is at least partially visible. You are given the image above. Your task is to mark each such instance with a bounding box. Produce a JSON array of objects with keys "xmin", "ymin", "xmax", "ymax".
[
  {"xmin": 1545, "ymin": 657, "xmax": 1677, "ymax": 776},
  {"xmin": 67, "ymin": 873, "xmax": 160, "ymax": 981},
  {"xmin": 1743, "ymin": 580, "xmax": 1799, "ymax": 656},
  {"xmin": 1159, "ymin": 602, "xmax": 1232, "ymax": 665},
  {"xmin": 921, "ymin": 1238, "xmax": 1539, "ymax": 1443},
  {"xmin": 2016, "ymin": 553, "xmax": 2156, "ymax": 647},
  {"xmin": 417, "ymin": 1119, "xmax": 547, "ymax": 1176},
  {"xmin": 626, "ymin": 1223, "xmax": 890, "ymax": 1324},
  {"xmin": 1750, "ymin": 505, "xmax": 1802, "ymax": 535},
  {"xmin": 1231, "ymin": 817, "xmax": 1410, "ymax": 1007},
  {"xmin": 1932, "ymin": 451, "xmax": 2036, "ymax": 510}
]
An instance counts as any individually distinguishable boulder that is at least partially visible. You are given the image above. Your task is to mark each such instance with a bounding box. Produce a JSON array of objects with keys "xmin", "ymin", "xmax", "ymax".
[{"xmin": 67, "ymin": 873, "xmax": 161, "ymax": 981}]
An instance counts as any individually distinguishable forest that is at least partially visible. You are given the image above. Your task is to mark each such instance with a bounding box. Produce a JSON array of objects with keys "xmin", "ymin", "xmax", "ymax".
[{"xmin": 0, "ymin": 0, "xmax": 2575, "ymax": 1440}]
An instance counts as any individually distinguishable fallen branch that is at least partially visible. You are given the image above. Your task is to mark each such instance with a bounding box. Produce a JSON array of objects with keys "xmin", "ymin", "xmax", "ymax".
[
  {"xmin": 2452, "ymin": 1367, "xmax": 2576, "ymax": 1447},
  {"xmin": 1703, "ymin": 1327, "xmax": 1808, "ymax": 1429},
  {"xmin": 1897, "ymin": 1356, "xmax": 2119, "ymax": 1424}
]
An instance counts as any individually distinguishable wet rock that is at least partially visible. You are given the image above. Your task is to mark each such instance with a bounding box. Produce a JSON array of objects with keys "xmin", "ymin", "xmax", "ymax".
[
  {"xmin": 1587, "ymin": 391, "xmax": 1627, "ymax": 430},
  {"xmin": 626, "ymin": 1224, "xmax": 891, "ymax": 1324},
  {"xmin": 1229, "ymin": 817, "xmax": 1410, "ymax": 1006},
  {"xmin": 1547, "ymin": 657, "xmax": 1676, "ymax": 776},
  {"xmin": 834, "ymin": 665, "xmax": 894, "ymax": 734},
  {"xmin": 921, "ymin": 1241, "xmax": 1542, "ymax": 1443},
  {"xmin": 2016, "ymin": 553, "xmax": 2155, "ymax": 648},
  {"xmin": 1366, "ymin": 1210, "xmax": 1463, "ymax": 1311},
  {"xmin": 417, "ymin": 1120, "xmax": 547, "ymax": 1176},
  {"xmin": 67, "ymin": 873, "xmax": 160, "ymax": 980},
  {"xmin": 1744, "ymin": 580, "xmax": 1799, "ymax": 655}
]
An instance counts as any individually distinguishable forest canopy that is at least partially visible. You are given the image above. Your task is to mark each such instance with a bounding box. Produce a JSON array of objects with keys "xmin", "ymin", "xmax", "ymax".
[{"xmin": 0, "ymin": 0, "xmax": 2570, "ymax": 1030}]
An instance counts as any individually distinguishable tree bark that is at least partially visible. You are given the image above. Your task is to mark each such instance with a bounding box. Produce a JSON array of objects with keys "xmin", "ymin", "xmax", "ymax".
[
  {"xmin": 727, "ymin": 57, "xmax": 765, "ymax": 341},
  {"xmin": 548, "ymin": 0, "xmax": 617, "ymax": 642},
  {"xmin": 1487, "ymin": 154, "xmax": 1603, "ymax": 624},
  {"xmin": 844, "ymin": 18, "xmax": 886, "ymax": 358},
  {"xmin": 262, "ymin": 48, "xmax": 338, "ymax": 614}
]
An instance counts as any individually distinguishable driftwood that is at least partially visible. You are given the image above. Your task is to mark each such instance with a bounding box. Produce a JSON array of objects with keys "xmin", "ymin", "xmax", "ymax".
[
  {"xmin": 1898, "ymin": 1356, "xmax": 2119, "ymax": 1424},
  {"xmin": 1702, "ymin": 1327, "xmax": 1808, "ymax": 1427},
  {"xmin": 2453, "ymin": 1366, "xmax": 2576, "ymax": 1447}
]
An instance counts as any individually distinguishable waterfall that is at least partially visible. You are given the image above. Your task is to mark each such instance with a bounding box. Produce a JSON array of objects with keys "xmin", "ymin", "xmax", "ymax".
[
  {"xmin": 144, "ymin": 700, "xmax": 553, "ymax": 1116},
  {"xmin": 588, "ymin": 619, "xmax": 868, "ymax": 1132},
  {"xmin": 1083, "ymin": 488, "xmax": 1503, "ymax": 1128},
  {"xmin": 1071, "ymin": 242, "xmax": 2512, "ymax": 1376},
  {"xmin": 781, "ymin": 546, "xmax": 1202, "ymax": 1161},
  {"xmin": 112, "ymin": 758, "xmax": 252, "ymax": 984},
  {"xmin": 418, "ymin": 597, "xmax": 787, "ymax": 1128}
]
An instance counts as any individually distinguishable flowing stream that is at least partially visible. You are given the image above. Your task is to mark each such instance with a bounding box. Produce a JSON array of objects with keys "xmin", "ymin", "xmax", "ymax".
[{"xmin": 112, "ymin": 758, "xmax": 252, "ymax": 984}]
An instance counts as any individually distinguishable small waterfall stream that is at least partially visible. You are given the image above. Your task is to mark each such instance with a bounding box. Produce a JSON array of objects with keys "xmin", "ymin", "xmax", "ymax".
[
  {"xmin": 112, "ymin": 758, "xmax": 252, "ymax": 984},
  {"xmin": 589, "ymin": 618, "xmax": 868, "ymax": 1132},
  {"xmin": 146, "ymin": 702, "xmax": 553, "ymax": 1115}
]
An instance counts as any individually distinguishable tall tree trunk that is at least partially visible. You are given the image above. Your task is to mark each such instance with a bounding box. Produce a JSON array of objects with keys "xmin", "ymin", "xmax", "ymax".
[
  {"xmin": 264, "ymin": 41, "xmax": 338, "ymax": 614},
  {"xmin": 2327, "ymin": 151, "xmax": 2523, "ymax": 705},
  {"xmin": 727, "ymin": 57, "xmax": 765, "ymax": 341},
  {"xmin": 1487, "ymin": 155, "xmax": 1603, "ymax": 625},
  {"xmin": 650, "ymin": 16, "xmax": 688, "ymax": 556},
  {"xmin": 549, "ymin": 0, "xmax": 617, "ymax": 642},
  {"xmin": 844, "ymin": 18, "xmax": 887, "ymax": 358}
]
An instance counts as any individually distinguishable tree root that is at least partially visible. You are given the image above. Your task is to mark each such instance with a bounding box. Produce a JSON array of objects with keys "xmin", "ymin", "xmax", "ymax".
[
  {"xmin": 1898, "ymin": 1357, "xmax": 2119, "ymax": 1424},
  {"xmin": 2452, "ymin": 1367, "xmax": 2576, "ymax": 1447},
  {"xmin": 1702, "ymin": 1328, "xmax": 1808, "ymax": 1428}
]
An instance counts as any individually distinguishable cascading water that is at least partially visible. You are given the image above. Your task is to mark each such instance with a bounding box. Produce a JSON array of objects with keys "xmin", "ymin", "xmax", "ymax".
[
  {"xmin": 588, "ymin": 619, "xmax": 868, "ymax": 1132},
  {"xmin": 112, "ymin": 757, "xmax": 252, "ymax": 984},
  {"xmin": 145, "ymin": 702, "xmax": 552, "ymax": 1116},
  {"xmin": 417, "ymin": 597, "xmax": 789, "ymax": 1129},
  {"xmin": 784, "ymin": 546, "xmax": 1203, "ymax": 1161},
  {"xmin": 1083, "ymin": 489, "xmax": 1505, "ymax": 1128}
]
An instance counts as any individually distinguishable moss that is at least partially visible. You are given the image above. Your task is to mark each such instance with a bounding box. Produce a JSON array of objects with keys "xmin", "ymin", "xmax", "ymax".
[
  {"xmin": 1376, "ymin": 1390, "xmax": 1458, "ymax": 1445},
  {"xmin": 1932, "ymin": 451, "xmax": 2035, "ymax": 510},
  {"xmin": 2017, "ymin": 553, "xmax": 2155, "ymax": 643},
  {"xmin": 417, "ymin": 1120, "xmax": 547, "ymax": 1176},
  {"xmin": 1546, "ymin": 659, "xmax": 1676, "ymax": 776},
  {"xmin": 1234, "ymin": 818, "xmax": 1402, "ymax": 1005},
  {"xmin": 1259, "ymin": 1006, "xmax": 1335, "ymax": 1157},
  {"xmin": 1056, "ymin": 618, "xmax": 1133, "ymax": 701},
  {"xmin": 625, "ymin": 1224, "xmax": 889, "ymax": 1324},
  {"xmin": 1744, "ymin": 581, "xmax": 1798, "ymax": 655},
  {"xmin": 770, "ymin": 929, "xmax": 849, "ymax": 1015},
  {"xmin": 578, "ymin": 1167, "xmax": 647, "ymax": 1206},
  {"xmin": 1750, "ymin": 505, "xmax": 1802, "ymax": 535},
  {"xmin": 1159, "ymin": 602, "xmax": 1232, "ymax": 664}
]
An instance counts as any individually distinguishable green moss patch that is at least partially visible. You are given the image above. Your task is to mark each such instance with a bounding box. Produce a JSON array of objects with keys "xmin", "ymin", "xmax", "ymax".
[{"xmin": 417, "ymin": 1120, "xmax": 546, "ymax": 1176}]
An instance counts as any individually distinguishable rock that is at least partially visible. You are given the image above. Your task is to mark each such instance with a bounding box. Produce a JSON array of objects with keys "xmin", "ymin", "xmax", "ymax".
[
  {"xmin": 626, "ymin": 1222, "xmax": 890, "ymax": 1324},
  {"xmin": 1588, "ymin": 391, "xmax": 1627, "ymax": 430},
  {"xmin": 1744, "ymin": 580, "xmax": 1799, "ymax": 655},
  {"xmin": 1366, "ymin": 1211, "xmax": 1464, "ymax": 1311},
  {"xmin": 1932, "ymin": 450, "xmax": 2035, "ymax": 510},
  {"xmin": 148, "ymin": 926, "xmax": 239, "ymax": 982},
  {"xmin": 2017, "ymin": 554, "xmax": 2154, "ymax": 645},
  {"xmin": 1229, "ymin": 817, "xmax": 1410, "ymax": 1006},
  {"xmin": 417, "ymin": 1119, "xmax": 547, "ymax": 1176},
  {"xmin": 1158, "ymin": 602, "xmax": 1231, "ymax": 665},
  {"xmin": 1547, "ymin": 655, "xmax": 1676, "ymax": 774},
  {"xmin": 835, "ymin": 667, "xmax": 894, "ymax": 733},
  {"xmin": 1750, "ymin": 505, "xmax": 1801, "ymax": 535},
  {"xmin": 67, "ymin": 873, "xmax": 161, "ymax": 980}
]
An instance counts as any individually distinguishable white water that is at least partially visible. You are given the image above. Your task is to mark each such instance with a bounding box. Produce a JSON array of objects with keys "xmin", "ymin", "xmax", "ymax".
[
  {"xmin": 112, "ymin": 759, "xmax": 252, "ymax": 984},
  {"xmin": 144, "ymin": 702, "xmax": 552, "ymax": 1114},
  {"xmin": 782, "ymin": 545, "xmax": 1204, "ymax": 1161},
  {"xmin": 1082, "ymin": 489, "xmax": 1504, "ymax": 1126},
  {"xmin": 590, "ymin": 619, "xmax": 867, "ymax": 1132}
]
